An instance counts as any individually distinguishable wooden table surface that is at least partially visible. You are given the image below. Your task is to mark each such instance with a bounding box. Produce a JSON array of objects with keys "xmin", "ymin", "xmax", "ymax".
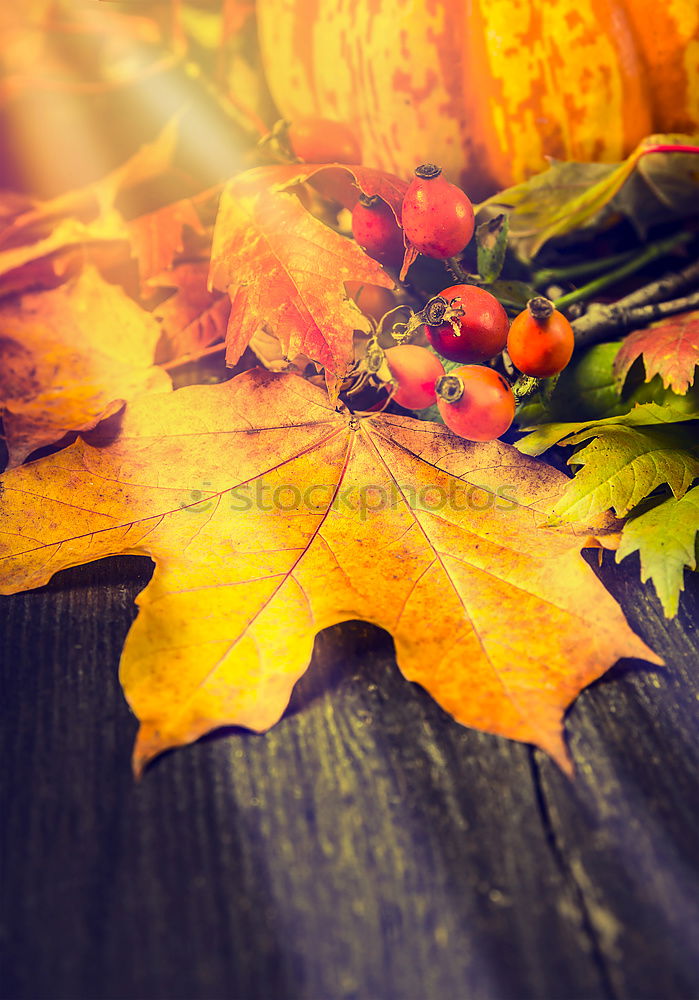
[{"xmin": 1, "ymin": 550, "xmax": 698, "ymax": 1000}]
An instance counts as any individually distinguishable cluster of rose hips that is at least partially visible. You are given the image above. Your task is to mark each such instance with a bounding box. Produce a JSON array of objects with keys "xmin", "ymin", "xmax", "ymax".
[
  {"xmin": 351, "ymin": 163, "xmax": 575, "ymax": 442},
  {"xmin": 263, "ymin": 118, "xmax": 576, "ymax": 443}
]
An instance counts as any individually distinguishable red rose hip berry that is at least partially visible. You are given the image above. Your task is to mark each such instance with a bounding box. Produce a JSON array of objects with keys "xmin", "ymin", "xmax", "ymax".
[
  {"xmin": 507, "ymin": 297, "xmax": 575, "ymax": 377},
  {"xmin": 284, "ymin": 116, "xmax": 362, "ymax": 164},
  {"xmin": 351, "ymin": 195, "xmax": 405, "ymax": 268},
  {"xmin": 385, "ymin": 345, "xmax": 445, "ymax": 409},
  {"xmin": 345, "ymin": 282, "xmax": 397, "ymax": 322},
  {"xmin": 435, "ymin": 365, "xmax": 515, "ymax": 441},
  {"xmin": 401, "ymin": 164, "xmax": 474, "ymax": 259},
  {"xmin": 424, "ymin": 284, "xmax": 510, "ymax": 363}
]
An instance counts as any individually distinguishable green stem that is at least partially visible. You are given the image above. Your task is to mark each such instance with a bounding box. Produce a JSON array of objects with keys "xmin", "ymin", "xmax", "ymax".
[
  {"xmin": 553, "ymin": 230, "xmax": 694, "ymax": 311},
  {"xmin": 534, "ymin": 247, "xmax": 637, "ymax": 286}
]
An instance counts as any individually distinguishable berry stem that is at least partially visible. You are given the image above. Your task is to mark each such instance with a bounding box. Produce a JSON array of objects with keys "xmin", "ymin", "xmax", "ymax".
[
  {"xmin": 511, "ymin": 374, "xmax": 543, "ymax": 401},
  {"xmin": 527, "ymin": 296, "xmax": 555, "ymax": 321},
  {"xmin": 552, "ymin": 230, "xmax": 694, "ymax": 311},
  {"xmin": 445, "ymin": 256, "xmax": 471, "ymax": 283}
]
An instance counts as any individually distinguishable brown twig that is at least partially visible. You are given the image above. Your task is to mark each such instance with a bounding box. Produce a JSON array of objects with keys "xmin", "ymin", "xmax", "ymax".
[{"xmin": 572, "ymin": 260, "xmax": 699, "ymax": 346}]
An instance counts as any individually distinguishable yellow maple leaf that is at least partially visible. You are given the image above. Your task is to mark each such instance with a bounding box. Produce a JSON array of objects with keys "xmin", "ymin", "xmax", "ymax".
[{"xmin": 0, "ymin": 371, "xmax": 659, "ymax": 774}]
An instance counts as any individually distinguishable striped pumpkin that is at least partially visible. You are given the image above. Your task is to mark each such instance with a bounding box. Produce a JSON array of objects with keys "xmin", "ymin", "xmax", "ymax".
[{"xmin": 256, "ymin": 0, "xmax": 699, "ymax": 198}]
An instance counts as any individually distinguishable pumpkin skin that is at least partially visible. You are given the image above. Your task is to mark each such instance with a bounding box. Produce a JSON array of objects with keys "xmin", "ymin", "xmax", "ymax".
[
  {"xmin": 256, "ymin": 0, "xmax": 699, "ymax": 198},
  {"xmin": 621, "ymin": 0, "xmax": 699, "ymax": 135}
]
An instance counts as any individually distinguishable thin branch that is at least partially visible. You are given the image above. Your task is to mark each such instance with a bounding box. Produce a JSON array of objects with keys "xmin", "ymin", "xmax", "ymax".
[
  {"xmin": 572, "ymin": 288, "xmax": 699, "ymax": 346},
  {"xmin": 608, "ymin": 257, "xmax": 699, "ymax": 309}
]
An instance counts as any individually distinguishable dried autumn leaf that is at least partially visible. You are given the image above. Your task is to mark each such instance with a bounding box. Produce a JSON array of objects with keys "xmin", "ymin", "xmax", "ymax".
[
  {"xmin": 0, "ymin": 212, "xmax": 129, "ymax": 296},
  {"xmin": 152, "ymin": 262, "xmax": 230, "ymax": 363},
  {"xmin": 128, "ymin": 199, "xmax": 204, "ymax": 283},
  {"xmin": 614, "ymin": 311, "xmax": 699, "ymax": 395},
  {"xmin": 260, "ymin": 162, "xmax": 409, "ymax": 221},
  {"xmin": 0, "ymin": 267, "xmax": 171, "ymax": 465},
  {"xmin": 0, "ymin": 371, "xmax": 658, "ymax": 774},
  {"xmin": 209, "ymin": 175, "xmax": 394, "ymax": 375},
  {"xmin": 0, "ymin": 114, "xmax": 181, "ymax": 250},
  {"xmin": 617, "ymin": 486, "xmax": 699, "ymax": 618}
]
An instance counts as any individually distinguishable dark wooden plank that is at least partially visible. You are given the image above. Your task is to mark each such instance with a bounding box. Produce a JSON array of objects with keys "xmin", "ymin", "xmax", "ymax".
[
  {"xmin": 1, "ymin": 554, "xmax": 698, "ymax": 1000},
  {"xmin": 532, "ymin": 552, "xmax": 699, "ymax": 1000}
]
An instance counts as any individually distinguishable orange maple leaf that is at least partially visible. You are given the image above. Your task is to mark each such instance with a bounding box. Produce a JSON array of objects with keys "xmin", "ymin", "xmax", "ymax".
[
  {"xmin": 254, "ymin": 161, "xmax": 409, "ymax": 220},
  {"xmin": 614, "ymin": 310, "xmax": 699, "ymax": 395},
  {"xmin": 0, "ymin": 266, "xmax": 171, "ymax": 465},
  {"xmin": 0, "ymin": 371, "xmax": 659, "ymax": 774},
  {"xmin": 209, "ymin": 167, "xmax": 397, "ymax": 375}
]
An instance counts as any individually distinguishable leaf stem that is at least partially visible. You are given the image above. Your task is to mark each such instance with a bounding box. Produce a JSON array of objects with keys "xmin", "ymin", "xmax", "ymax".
[{"xmin": 552, "ymin": 230, "xmax": 694, "ymax": 310}]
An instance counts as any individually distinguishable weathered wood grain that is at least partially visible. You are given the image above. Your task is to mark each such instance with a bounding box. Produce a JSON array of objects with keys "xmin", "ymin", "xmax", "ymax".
[{"xmin": 1, "ymin": 553, "xmax": 697, "ymax": 1000}]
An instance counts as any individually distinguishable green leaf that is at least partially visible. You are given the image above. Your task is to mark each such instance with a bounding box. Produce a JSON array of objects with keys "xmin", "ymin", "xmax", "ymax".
[
  {"xmin": 549, "ymin": 426, "xmax": 699, "ymax": 522},
  {"xmin": 482, "ymin": 133, "xmax": 699, "ymax": 259},
  {"xmin": 481, "ymin": 160, "xmax": 614, "ymax": 259},
  {"xmin": 487, "ymin": 279, "xmax": 535, "ymax": 314},
  {"xmin": 547, "ymin": 342, "xmax": 629, "ymax": 421},
  {"xmin": 617, "ymin": 486, "xmax": 699, "ymax": 618},
  {"xmin": 544, "ymin": 341, "xmax": 699, "ymax": 423},
  {"xmin": 516, "ymin": 401, "xmax": 699, "ymax": 457},
  {"xmin": 615, "ymin": 147, "xmax": 699, "ymax": 239},
  {"xmin": 515, "ymin": 341, "xmax": 699, "ymax": 438},
  {"xmin": 476, "ymin": 214, "xmax": 508, "ymax": 283}
]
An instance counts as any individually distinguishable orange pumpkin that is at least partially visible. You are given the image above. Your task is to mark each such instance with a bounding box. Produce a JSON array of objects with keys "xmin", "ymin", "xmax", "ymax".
[{"xmin": 256, "ymin": 0, "xmax": 699, "ymax": 198}]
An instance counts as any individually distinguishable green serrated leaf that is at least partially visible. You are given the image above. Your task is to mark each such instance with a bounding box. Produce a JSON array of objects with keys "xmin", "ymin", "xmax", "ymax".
[
  {"xmin": 617, "ymin": 486, "xmax": 699, "ymax": 618},
  {"xmin": 476, "ymin": 214, "xmax": 508, "ymax": 283},
  {"xmin": 550, "ymin": 426, "xmax": 699, "ymax": 522},
  {"xmin": 516, "ymin": 401, "xmax": 699, "ymax": 457}
]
